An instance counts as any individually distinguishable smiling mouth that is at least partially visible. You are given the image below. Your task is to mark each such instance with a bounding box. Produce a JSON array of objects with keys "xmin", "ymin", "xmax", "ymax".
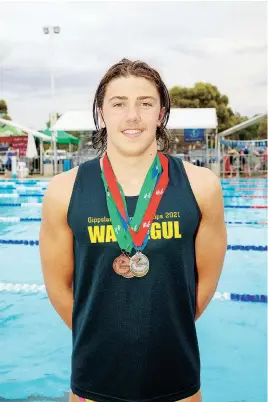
[{"xmin": 122, "ymin": 129, "xmax": 143, "ymax": 138}]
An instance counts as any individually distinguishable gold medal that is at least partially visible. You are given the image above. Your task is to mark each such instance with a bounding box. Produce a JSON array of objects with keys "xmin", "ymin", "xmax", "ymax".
[
  {"xmin": 113, "ymin": 254, "xmax": 131, "ymax": 276},
  {"xmin": 130, "ymin": 252, "xmax": 150, "ymax": 277}
]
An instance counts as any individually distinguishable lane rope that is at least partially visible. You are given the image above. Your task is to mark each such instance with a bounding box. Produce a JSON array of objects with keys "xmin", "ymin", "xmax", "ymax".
[
  {"xmin": 0, "ymin": 239, "xmax": 267, "ymax": 250},
  {"xmin": 0, "ymin": 217, "xmax": 41, "ymax": 222},
  {"xmin": 234, "ymin": 188, "xmax": 267, "ymax": 191},
  {"xmin": 1, "ymin": 203, "xmax": 266, "ymax": 209},
  {"xmin": 225, "ymin": 205, "xmax": 267, "ymax": 209},
  {"xmin": 0, "ymin": 283, "xmax": 266, "ymax": 303},
  {"xmin": 0, "ymin": 217, "xmax": 267, "ymax": 225},
  {"xmin": 1, "ymin": 193, "xmax": 267, "ymax": 200},
  {"xmin": 0, "ymin": 203, "xmax": 42, "ymax": 207},
  {"xmin": 0, "ymin": 193, "xmax": 44, "ymax": 198},
  {"xmin": 223, "ymin": 196, "xmax": 268, "ymax": 198}
]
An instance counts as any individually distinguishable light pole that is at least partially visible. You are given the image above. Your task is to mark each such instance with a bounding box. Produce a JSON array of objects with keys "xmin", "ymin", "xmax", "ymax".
[{"xmin": 43, "ymin": 25, "xmax": 61, "ymax": 175}]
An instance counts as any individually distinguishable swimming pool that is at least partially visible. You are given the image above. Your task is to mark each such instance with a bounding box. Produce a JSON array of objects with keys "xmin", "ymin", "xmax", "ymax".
[{"xmin": 0, "ymin": 178, "xmax": 267, "ymax": 402}]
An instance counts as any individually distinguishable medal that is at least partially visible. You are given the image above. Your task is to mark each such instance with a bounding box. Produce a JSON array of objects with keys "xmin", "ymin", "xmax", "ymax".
[
  {"xmin": 130, "ymin": 252, "xmax": 149, "ymax": 277},
  {"xmin": 121, "ymin": 269, "xmax": 135, "ymax": 279},
  {"xmin": 102, "ymin": 152, "xmax": 169, "ymax": 279},
  {"xmin": 113, "ymin": 253, "xmax": 131, "ymax": 276}
]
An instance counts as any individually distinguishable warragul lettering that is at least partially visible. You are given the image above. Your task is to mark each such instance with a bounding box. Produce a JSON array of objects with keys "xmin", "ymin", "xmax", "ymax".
[{"xmin": 87, "ymin": 221, "xmax": 182, "ymax": 243}]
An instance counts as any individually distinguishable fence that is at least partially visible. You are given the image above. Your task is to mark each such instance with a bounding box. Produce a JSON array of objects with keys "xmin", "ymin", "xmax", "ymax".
[
  {"xmin": 221, "ymin": 153, "xmax": 267, "ymax": 177},
  {"xmin": 0, "ymin": 150, "xmax": 266, "ymax": 178},
  {"xmin": 0, "ymin": 153, "xmax": 64, "ymax": 177}
]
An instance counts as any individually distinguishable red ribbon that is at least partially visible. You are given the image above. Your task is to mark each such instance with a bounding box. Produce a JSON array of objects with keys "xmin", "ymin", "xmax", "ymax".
[{"xmin": 103, "ymin": 152, "xmax": 169, "ymax": 247}]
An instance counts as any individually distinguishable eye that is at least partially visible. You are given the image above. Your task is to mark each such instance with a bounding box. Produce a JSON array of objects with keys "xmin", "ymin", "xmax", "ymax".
[
  {"xmin": 141, "ymin": 102, "xmax": 153, "ymax": 107},
  {"xmin": 113, "ymin": 103, "xmax": 125, "ymax": 107}
]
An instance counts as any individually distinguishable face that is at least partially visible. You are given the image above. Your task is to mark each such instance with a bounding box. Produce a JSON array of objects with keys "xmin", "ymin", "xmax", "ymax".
[{"xmin": 99, "ymin": 75, "xmax": 165, "ymax": 157}]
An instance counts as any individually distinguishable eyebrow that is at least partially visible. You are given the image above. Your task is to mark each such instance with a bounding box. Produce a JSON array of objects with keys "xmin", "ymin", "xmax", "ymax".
[{"xmin": 108, "ymin": 96, "xmax": 157, "ymax": 102}]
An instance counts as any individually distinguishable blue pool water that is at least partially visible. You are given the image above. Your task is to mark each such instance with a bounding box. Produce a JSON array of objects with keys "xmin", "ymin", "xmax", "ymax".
[{"xmin": 0, "ymin": 178, "xmax": 267, "ymax": 402}]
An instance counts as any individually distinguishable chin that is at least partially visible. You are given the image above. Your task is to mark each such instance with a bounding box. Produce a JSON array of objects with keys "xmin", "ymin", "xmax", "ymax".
[
  {"xmin": 107, "ymin": 136, "xmax": 157, "ymax": 157},
  {"xmin": 119, "ymin": 143, "xmax": 153, "ymax": 157}
]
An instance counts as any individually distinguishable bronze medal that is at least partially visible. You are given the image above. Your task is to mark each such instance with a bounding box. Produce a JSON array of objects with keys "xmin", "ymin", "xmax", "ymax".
[
  {"xmin": 130, "ymin": 252, "xmax": 150, "ymax": 277},
  {"xmin": 113, "ymin": 254, "xmax": 131, "ymax": 276},
  {"xmin": 121, "ymin": 269, "xmax": 135, "ymax": 279}
]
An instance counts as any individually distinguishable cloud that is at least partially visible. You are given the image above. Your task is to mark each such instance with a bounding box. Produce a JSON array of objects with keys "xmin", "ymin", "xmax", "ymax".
[
  {"xmin": 235, "ymin": 45, "xmax": 267, "ymax": 55},
  {"xmin": 0, "ymin": 1, "xmax": 266, "ymax": 129},
  {"xmin": 1, "ymin": 65, "xmax": 101, "ymax": 97}
]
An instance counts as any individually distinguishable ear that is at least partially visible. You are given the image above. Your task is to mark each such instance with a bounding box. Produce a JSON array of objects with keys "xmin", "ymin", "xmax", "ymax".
[
  {"xmin": 97, "ymin": 107, "xmax": 106, "ymax": 129},
  {"xmin": 157, "ymin": 107, "xmax": 165, "ymax": 127}
]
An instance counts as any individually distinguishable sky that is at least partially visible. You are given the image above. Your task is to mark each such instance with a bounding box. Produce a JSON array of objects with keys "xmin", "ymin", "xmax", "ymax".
[{"xmin": 0, "ymin": 0, "xmax": 266, "ymax": 130}]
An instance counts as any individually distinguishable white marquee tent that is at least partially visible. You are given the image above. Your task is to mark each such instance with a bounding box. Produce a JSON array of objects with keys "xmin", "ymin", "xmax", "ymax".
[
  {"xmin": 167, "ymin": 108, "xmax": 217, "ymax": 132},
  {"xmin": 51, "ymin": 108, "xmax": 218, "ymax": 132},
  {"xmin": 0, "ymin": 118, "xmax": 52, "ymax": 141}
]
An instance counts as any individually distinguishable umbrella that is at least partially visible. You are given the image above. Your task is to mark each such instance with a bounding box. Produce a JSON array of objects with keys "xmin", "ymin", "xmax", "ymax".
[{"xmin": 41, "ymin": 128, "xmax": 79, "ymax": 145}]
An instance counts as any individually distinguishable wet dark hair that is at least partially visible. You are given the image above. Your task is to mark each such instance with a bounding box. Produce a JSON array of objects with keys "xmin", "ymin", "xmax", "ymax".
[{"xmin": 92, "ymin": 58, "xmax": 172, "ymax": 156}]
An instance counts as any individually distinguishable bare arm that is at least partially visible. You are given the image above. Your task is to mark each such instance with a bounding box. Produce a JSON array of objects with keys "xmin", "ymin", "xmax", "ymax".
[
  {"xmin": 194, "ymin": 169, "xmax": 227, "ymax": 321},
  {"xmin": 39, "ymin": 169, "xmax": 77, "ymax": 330}
]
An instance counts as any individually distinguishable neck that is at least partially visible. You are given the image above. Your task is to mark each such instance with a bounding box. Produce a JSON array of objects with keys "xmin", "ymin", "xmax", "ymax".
[{"xmin": 102, "ymin": 142, "xmax": 158, "ymax": 196}]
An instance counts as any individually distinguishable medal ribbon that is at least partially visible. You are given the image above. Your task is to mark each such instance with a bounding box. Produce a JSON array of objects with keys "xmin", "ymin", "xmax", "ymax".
[
  {"xmin": 101, "ymin": 153, "xmax": 161, "ymax": 252},
  {"xmin": 102, "ymin": 152, "xmax": 169, "ymax": 251}
]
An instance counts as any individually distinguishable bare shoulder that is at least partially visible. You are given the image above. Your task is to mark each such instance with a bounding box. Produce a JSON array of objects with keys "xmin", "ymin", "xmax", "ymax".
[
  {"xmin": 43, "ymin": 166, "xmax": 79, "ymax": 214},
  {"xmin": 182, "ymin": 161, "xmax": 222, "ymax": 212}
]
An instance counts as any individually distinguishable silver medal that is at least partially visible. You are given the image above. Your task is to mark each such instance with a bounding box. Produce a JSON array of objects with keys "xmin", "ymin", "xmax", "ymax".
[{"xmin": 130, "ymin": 252, "xmax": 149, "ymax": 277}]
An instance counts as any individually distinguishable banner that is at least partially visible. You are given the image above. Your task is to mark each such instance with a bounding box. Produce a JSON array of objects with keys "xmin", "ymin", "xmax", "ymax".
[
  {"xmin": 184, "ymin": 128, "xmax": 205, "ymax": 142},
  {"xmin": 0, "ymin": 135, "xmax": 28, "ymax": 156},
  {"xmin": 11, "ymin": 136, "xmax": 28, "ymax": 156}
]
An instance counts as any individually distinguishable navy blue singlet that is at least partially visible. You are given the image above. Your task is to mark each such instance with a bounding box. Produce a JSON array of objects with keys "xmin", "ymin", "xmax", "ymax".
[{"xmin": 67, "ymin": 154, "xmax": 201, "ymax": 402}]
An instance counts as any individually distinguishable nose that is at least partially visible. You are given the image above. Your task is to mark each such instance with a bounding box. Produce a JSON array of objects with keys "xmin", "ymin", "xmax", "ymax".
[{"xmin": 125, "ymin": 104, "xmax": 141, "ymax": 123}]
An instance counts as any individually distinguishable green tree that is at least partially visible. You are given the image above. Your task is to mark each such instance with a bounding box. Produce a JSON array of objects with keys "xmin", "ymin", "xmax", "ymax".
[
  {"xmin": 0, "ymin": 99, "xmax": 12, "ymax": 120},
  {"xmin": 169, "ymin": 82, "xmax": 244, "ymax": 133},
  {"xmin": 228, "ymin": 115, "xmax": 267, "ymax": 141},
  {"xmin": 258, "ymin": 117, "xmax": 267, "ymax": 139}
]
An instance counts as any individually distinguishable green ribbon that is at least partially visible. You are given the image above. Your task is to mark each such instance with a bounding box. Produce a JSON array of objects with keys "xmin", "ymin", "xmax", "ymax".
[{"xmin": 101, "ymin": 154, "xmax": 162, "ymax": 253}]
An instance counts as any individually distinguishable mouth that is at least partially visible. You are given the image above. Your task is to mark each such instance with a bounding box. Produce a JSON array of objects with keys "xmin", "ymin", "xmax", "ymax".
[{"xmin": 121, "ymin": 129, "xmax": 143, "ymax": 139}]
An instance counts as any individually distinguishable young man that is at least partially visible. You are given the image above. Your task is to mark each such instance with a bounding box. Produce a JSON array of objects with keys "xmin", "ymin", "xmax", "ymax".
[{"xmin": 39, "ymin": 59, "xmax": 227, "ymax": 402}]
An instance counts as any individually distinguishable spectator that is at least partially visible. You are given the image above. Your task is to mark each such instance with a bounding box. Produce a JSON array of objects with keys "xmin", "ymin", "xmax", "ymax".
[
  {"xmin": 263, "ymin": 146, "xmax": 268, "ymax": 171},
  {"xmin": 225, "ymin": 146, "xmax": 239, "ymax": 177},
  {"xmin": 239, "ymin": 149, "xmax": 251, "ymax": 177},
  {"xmin": 5, "ymin": 145, "xmax": 15, "ymax": 176}
]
